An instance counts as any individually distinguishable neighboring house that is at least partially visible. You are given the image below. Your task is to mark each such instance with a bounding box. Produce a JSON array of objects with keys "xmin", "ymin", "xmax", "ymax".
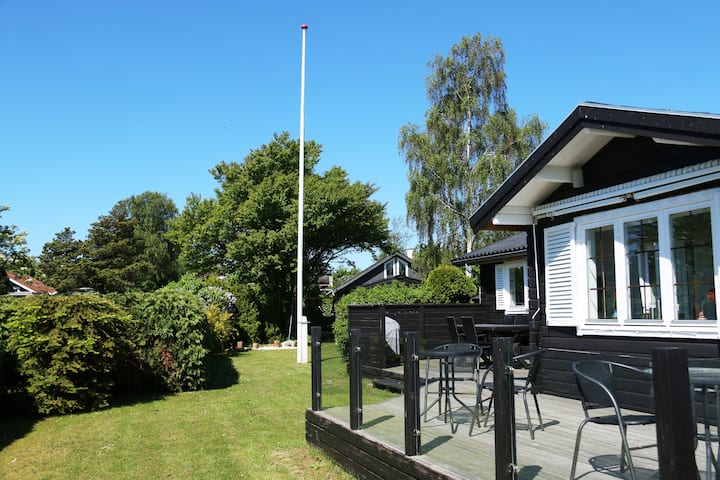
[
  {"xmin": 469, "ymin": 102, "xmax": 720, "ymax": 399},
  {"xmin": 6, "ymin": 271, "xmax": 57, "ymax": 296},
  {"xmin": 452, "ymin": 232, "xmax": 529, "ymax": 324},
  {"xmin": 331, "ymin": 252, "xmax": 422, "ymax": 298}
]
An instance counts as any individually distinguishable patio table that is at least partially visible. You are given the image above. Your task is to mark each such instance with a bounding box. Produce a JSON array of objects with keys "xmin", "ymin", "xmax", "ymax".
[{"xmin": 419, "ymin": 345, "xmax": 484, "ymax": 433}]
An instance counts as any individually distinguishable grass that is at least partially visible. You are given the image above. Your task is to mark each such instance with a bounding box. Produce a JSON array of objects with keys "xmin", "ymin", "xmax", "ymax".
[{"xmin": 0, "ymin": 344, "xmax": 398, "ymax": 479}]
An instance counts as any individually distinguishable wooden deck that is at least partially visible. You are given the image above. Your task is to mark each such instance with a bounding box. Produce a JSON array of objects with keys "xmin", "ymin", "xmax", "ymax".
[{"xmin": 307, "ymin": 370, "xmax": 714, "ymax": 479}]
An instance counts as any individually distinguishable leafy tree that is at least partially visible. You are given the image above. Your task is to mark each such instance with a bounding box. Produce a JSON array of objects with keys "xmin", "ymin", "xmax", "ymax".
[
  {"xmin": 5, "ymin": 294, "xmax": 132, "ymax": 415},
  {"xmin": 172, "ymin": 132, "xmax": 389, "ymax": 338},
  {"xmin": 425, "ymin": 264, "xmax": 477, "ymax": 303},
  {"xmin": 38, "ymin": 227, "xmax": 84, "ymax": 293},
  {"xmin": 81, "ymin": 202, "xmax": 151, "ymax": 293},
  {"xmin": 0, "ymin": 206, "xmax": 34, "ymax": 288},
  {"xmin": 78, "ymin": 192, "xmax": 179, "ymax": 293},
  {"xmin": 129, "ymin": 287, "xmax": 210, "ymax": 392},
  {"xmin": 399, "ymin": 33, "xmax": 545, "ymax": 267},
  {"xmin": 120, "ymin": 192, "xmax": 180, "ymax": 287}
]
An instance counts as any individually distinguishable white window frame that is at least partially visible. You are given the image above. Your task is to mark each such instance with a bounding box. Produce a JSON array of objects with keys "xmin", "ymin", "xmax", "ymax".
[
  {"xmin": 495, "ymin": 260, "xmax": 529, "ymax": 314},
  {"xmin": 572, "ymin": 188, "xmax": 720, "ymax": 339}
]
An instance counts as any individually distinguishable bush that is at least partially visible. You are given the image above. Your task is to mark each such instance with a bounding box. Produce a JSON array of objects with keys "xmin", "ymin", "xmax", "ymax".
[
  {"xmin": 130, "ymin": 287, "xmax": 210, "ymax": 392},
  {"xmin": 425, "ymin": 265, "xmax": 477, "ymax": 303},
  {"xmin": 332, "ymin": 282, "xmax": 430, "ymax": 362},
  {"xmin": 5, "ymin": 294, "xmax": 131, "ymax": 415}
]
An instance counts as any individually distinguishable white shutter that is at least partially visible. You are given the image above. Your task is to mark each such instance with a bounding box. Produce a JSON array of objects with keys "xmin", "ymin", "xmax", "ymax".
[
  {"xmin": 544, "ymin": 223, "xmax": 577, "ymax": 326},
  {"xmin": 495, "ymin": 265, "xmax": 506, "ymax": 311}
]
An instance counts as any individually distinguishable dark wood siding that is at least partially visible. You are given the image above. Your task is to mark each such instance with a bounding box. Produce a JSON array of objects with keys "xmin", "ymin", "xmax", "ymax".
[
  {"xmin": 544, "ymin": 137, "xmax": 720, "ymax": 205},
  {"xmin": 539, "ymin": 326, "xmax": 720, "ymax": 412}
]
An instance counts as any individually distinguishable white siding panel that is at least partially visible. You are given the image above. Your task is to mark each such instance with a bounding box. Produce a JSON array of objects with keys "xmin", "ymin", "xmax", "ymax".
[
  {"xmin": 544, "ymin": 223, "xmax": 577, "ymax": 326},
  {"xmin": 495, "ymin": 265, "xmax": 506, "ymax": 311}
]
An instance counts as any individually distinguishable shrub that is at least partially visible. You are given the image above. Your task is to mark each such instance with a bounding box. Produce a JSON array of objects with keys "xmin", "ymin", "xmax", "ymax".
[
  {"xmin": 425, "ymin": 265, "xmax": 477, "ymax": 303},
  {"xmin": 130, "ymin": 287, "xmax": 210, "ymax": 392},
  {"xmin": 5, "ymin": 294, "xmax": 131, "ymax": 415},
  {"xmin": 333, "ymin": 282, "xmax": 430, "ymax": 362}
]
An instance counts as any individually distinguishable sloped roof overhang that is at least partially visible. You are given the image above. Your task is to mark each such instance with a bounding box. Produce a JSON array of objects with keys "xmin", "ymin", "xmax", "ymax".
[{"xmin": 469, "ymin": 102, "xmax": 720, "ymax": 232}]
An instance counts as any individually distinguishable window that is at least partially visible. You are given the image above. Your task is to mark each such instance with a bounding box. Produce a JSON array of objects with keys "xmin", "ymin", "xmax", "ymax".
[
  {"xmin": 587, "ymin": 225, "xmax": 616, "ymax": 320},
  {"xmin": 625, "ymin": 217, "xmax": 661, "ymax": 320},
  {"xmin": 384, "ymin": 257, "xmax": 409, "ymax": 279},
  {"xmin": 560, "ymin": 189, "xmax": 720, "ymax": 337},
  {"xmin": 495, "ymin": 261, "xmax": 529, "ymax": 313},
  {"xmin": 671, "ymin": 207, "xmax": 715, "ymax": 320}
]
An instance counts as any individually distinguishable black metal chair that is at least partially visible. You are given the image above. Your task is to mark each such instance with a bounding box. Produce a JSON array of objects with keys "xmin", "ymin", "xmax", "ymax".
[
  {"xmin": 570, "ymin": 360, "xmax": 656, "ymax": 480},
  {"xmin": 480, "ymin": 349, "xmax": 544, "ymax": 439},
  {"xmin": 460, "ymin": 315, "xmax": 491, "ymax": 368},
  {"xmin": 446, "ymin": 316, "xmax": 461, "ymax": 343}
]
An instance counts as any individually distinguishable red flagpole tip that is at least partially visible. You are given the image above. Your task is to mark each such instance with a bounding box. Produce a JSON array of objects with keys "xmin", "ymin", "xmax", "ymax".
[{"xmin": 300, "ymin": 24, "xmax": 308, "ymax": 29}]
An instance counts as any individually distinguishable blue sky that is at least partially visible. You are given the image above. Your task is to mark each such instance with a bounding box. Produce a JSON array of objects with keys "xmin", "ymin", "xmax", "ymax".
[{"xmin": 2, "ymin": 0, "xmax": 719, "ymax": 269}]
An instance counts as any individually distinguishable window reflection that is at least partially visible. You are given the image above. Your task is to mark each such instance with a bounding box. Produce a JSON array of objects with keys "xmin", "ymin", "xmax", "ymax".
[
  {"xmin": 671, "ymin": 207, "xmax": 715, "ymax": 320},
  {"xmin": 587, "ymin": 226, "xmax": 616, "ymax": 319},
  {"xmin": 625, "ymin": 218, "xmax": 661, "ymax": 320}
]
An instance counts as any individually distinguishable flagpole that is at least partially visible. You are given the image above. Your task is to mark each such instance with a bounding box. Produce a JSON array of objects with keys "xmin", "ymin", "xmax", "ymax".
[{"xmin": 296, "ymin": 24, "xmax": 309, "ymax": 363}]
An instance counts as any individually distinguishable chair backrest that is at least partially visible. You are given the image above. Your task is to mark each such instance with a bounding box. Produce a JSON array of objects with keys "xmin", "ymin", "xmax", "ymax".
[
  {"xmin": 461, "ymin": 316, "xmax": 478, "ymax": 344},
  {"xmin": 572, "ymin": 360, "xmax": 623, "ymax": 411},
  {"xmin": 446, "ymin": 316, "xmax": 460, "ymax": 343},
  {"xmin": 442, "ymin": 342, "xmax": 483, "ymax": 373},
  {"xmin": 514, "ymin": 349, "xmax": 542, "ymax": 390}
]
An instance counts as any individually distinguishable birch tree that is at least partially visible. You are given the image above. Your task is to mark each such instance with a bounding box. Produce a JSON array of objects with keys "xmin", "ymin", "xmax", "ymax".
[{"xmin": 399, "ymin": 34, "xmax": 545, "ymax": 267}]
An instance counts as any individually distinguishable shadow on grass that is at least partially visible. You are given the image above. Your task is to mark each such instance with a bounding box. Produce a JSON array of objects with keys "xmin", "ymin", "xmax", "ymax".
[
  {"xmin": 0, "ymin": 394, "xmax": 39, "ymax": 451},
  {"xmin": 205, "ymin": 352, "xmax": 240, "ymax": 389}
]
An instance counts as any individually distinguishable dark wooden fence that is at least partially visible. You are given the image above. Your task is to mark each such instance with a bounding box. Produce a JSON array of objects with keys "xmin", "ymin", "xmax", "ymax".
[{"xmin": 348, "ymin": 303, "xmax": 530, "ymax": 377}]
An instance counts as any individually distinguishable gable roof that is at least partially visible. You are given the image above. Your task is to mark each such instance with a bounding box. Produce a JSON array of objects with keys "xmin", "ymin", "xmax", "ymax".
[
  {"xmin": 452, "ymin": 232, "xmax": 527, "ymax": 266},
  {"xmin": 470, "ymin": 102, "xmax": 720, "ymax": 232},
  {"xmin": 332, "ymin": 252, "xmax": 422, "ymax": 296},
  {"xmin": 6, "ymin": 271, "xmax": 57, "ymax": 295}
]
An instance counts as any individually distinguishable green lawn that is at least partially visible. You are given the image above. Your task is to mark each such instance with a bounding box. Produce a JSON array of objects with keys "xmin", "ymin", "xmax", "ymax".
[{"xmin": 0, "ymin": 344, "xmax": 398, "ymax": 479}]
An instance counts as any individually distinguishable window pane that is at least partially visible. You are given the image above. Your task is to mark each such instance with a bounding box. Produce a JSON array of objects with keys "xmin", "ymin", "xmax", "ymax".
[
  {"xmin": 508, "ymin": 266, "xmax": 525, "ymax": 306},
  {"xmin": 671, "ymin": 207, "xmax": 715, "ymax": 320},
  {"xmin": 385, "ymin": 261, "xmax": 394, "ymax": 277},
  {"xmin": 587, "ymin": 226, "xmax": 616, "ymax": 319},
  {"xmin": 625, "ymin": 218, "xmax": 661, "ymax": 320}
]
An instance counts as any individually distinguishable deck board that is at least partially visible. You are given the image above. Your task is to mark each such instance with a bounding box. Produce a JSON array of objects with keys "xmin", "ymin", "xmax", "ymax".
[{"xmin": 311, "ymin": 371, "xmax": 712, "ymax": 479}]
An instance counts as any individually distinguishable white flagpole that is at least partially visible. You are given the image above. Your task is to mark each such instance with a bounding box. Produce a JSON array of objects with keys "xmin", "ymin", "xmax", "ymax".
[{"xmin": 296, "ymin": 24, "xmax": 308, "ymax": 363}]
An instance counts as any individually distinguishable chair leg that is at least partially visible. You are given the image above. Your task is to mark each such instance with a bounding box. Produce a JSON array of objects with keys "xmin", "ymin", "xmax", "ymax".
[
  {"xmin": 522, "ymin": 390, "xmax": 534, "ymax": 440},
  {"xmin": 617, "ymin": 424, "xmax": 638, "ymax": 480},
  {"xmin": 483, "ymin": 394, "xmax": 494, "ymax": 427},
  {"xmin": 569, "ymin": 419, "xmax": 589, "ymax": 480},
  {"xmin": 533, "ymin": 393, "xmax": 544, "ymax": 432}
]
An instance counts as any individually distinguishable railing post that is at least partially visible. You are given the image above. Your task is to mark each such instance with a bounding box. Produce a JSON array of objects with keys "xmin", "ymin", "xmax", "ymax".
[
  {"xmin": 493, "ymin": 336, "xmax": 517, "ymax": 480},
  {"xmin": 311, "ymin": 326, "xmax": 322, "ymax": 411},
  {"xmin": 403, "ymin": 332, "xmax": 421, "ymax": 456},
  {"xmin": 349, "ymin": 328, "xmax": 363, "ymax": 430},
  {"xmin": 652, "ymin": 347, "xmax": 698, "ymax": 479}
]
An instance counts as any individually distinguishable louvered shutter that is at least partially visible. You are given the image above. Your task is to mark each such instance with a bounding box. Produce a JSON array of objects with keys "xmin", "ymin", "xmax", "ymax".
[
  {"xmin": 544, "ymin": 223, "xmax": 577, "ymax": 326},
  {"xmin": 495, "ymin": 265, "xmax": 506, "ymax": 310}
]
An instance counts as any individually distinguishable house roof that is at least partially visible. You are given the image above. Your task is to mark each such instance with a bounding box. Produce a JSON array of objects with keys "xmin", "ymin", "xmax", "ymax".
[
  {"xmin": 6, "ymin": 271, "xmax": 57, "ymax": 295},
  {"xmin": 332, "ymin": 252, "xmax": 422, "ymax": 296},
  {"xmin": 451, "ymin": 232, "xmax": 527, "ymax": 266},
  {"xmin": 470, "ymin": 102, "xmax": 720, "ymax": 232}
]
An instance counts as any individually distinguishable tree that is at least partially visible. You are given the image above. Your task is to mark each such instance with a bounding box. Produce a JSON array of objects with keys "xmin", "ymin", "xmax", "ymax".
[
  {"xmin": 399, "ymin": 33, "xmax": 546, "ymax": 267},
  {"xmin": 172, "ymin": 132, "xmax": 389, "ymax": 339},
  {"xmin": 0, "ymin": 206, "xmax": 33, "ymax": 292},
  {"xmin": 120, "ymin": 191, "xmax": 180, "ymax": 287},
  {"xmin": 74, "ymin": 192, "xmax": 179, "ymax": 294},
  {"xmin": 38, "ymin": 227, "xmax": 84, "ymax": 293},
  {"xmin": 82, "ymin": 202, "xmax": 152, "ymax": 293}
]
